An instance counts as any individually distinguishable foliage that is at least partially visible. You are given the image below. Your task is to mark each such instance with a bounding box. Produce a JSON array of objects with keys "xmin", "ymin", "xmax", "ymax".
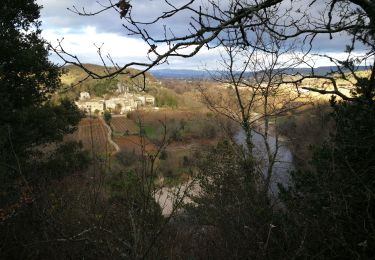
[
  {"xmin": 159, "ymin": 149, "xmax": 168, "ymax": 160},
  {"xmin": 276, "ymin": 103, "xmax": 333, "ymax": 168},
  {"xmin": 0, "ymin": 1, "xmax": 88, "ymax": 258},
  {"xmin": 90, "ymin": 78, "xmax": 118, "ymax": 97},
  {"xmin": 280, "ymin": 98, "xmax": 375, "ymax": 258},
  {"xmin": 58, "ymin": 64, "xmax": 157, "ymax": 100},
  {"xmin": 61, "ymin": 64, "xmax": 156, "ymax": 86},
  {"xmin": 0, "ymin": 0, "xmax": 85, "ymax": 199},
  {"xmin": 2, "ymin": 0, "xmax": 375, "ymax": 258},
  {"xmin": 105, "ymin": 171, "xmax": 165, "ymax": 258},
  {"xmin": 103, "ymin": 110, "xmax": 112, "ymax": 125},
  {"xmin": 143, "ymin": 125, "xmax": 157, "ymax": 139},
  {"xmin": 170, "ymin": 128, "xmax": 183, "ymax": 141},
  {"xmin": 185, "ymin": 140, "xmax": 287, "ymax": 259},
  {"xmin": 116, "ymin": 149, "xmax": 140, "ymax": 167},
  {"xmin": 154, "ymin": 89, "xmax": 178, "ymax": 108},
  {"xmin": 36, "ymin": 142, "xmax": 90, "ymax": 180}
]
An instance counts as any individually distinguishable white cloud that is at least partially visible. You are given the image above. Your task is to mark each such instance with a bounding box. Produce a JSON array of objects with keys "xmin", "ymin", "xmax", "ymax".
[
  {"xmin": 43, "ymin": 26, "xmax": 151, "ymax": 64},
  {"xmin": 43, "ymin": 25, "xmax": 371, "ymax": 70},
  {"xmin": 38, "ymin": 0, "xmax": 372, "ymax": 70},
  {"xmin": 42, "ymin": 24, "xmax": 226, "ymax": 69}
]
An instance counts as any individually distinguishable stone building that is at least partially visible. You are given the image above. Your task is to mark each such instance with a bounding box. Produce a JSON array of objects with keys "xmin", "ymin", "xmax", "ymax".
[
  {"xmin": 75, "ymin": 92, "xmax": 155, "ymax": 115},
  {"xmin": 79, "ymin": 91, "xmax": 90, "ymax": 100},
  {"xmin": 75, "ymin": 99, "xmax": 105, "ymax": 114}
]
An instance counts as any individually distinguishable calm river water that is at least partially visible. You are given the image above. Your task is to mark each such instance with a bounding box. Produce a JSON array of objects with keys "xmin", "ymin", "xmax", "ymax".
[{"xmin": 234, "ymin": 130, "xmax": 294, "ymax": 196}]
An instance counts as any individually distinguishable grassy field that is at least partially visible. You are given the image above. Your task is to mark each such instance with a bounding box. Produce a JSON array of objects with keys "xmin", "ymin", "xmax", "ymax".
[
  {"xmin": 110, "ymin": 116, "xmax": 139, "ymax": 135},
  {"xmin": 108, "ymin": 109, "xmax": 232, "ymax": 185},
  {"xmin": 113, "ymin": 135, "xmax": 156, "ymax": 153},
  {"xmin": 65, "ymin": 118, "xmax": 115, "ymax": 155}
]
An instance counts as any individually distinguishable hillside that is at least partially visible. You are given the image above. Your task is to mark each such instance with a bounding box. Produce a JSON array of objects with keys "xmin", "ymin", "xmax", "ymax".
[
  {"xmin": 61, "ymin": 64, "xmax": 157, "ymax": 86},
  {"xmin": 56, "ymin": 64, "xmax": 158, "ymax": 100}
]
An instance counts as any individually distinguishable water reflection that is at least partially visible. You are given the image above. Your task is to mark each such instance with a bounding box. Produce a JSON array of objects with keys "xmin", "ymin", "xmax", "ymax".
[{"xmin": 234, "ymin": 130, "xmax": 294, "ymax": 196}]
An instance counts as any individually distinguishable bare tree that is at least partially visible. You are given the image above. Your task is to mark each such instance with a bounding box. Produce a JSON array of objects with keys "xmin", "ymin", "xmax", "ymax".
[
  {"xmin": 199, "ymin": 27, "xmax": 303, "ymax": 195},
  {"xmin": 50, "ymin": 0, "xmax": 374, "ymax": 103}
]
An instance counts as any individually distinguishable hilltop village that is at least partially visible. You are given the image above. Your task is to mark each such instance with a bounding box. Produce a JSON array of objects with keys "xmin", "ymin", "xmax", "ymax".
[{"xmin": 75, "ymin": 82, "xmax": 155, "ymax": 114}]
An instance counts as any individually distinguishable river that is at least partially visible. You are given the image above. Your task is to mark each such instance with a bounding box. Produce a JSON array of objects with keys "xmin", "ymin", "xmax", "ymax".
[
  {"xmin": 234, "ymin": 130, "xmax": 294, "ymax": 196},
  {"xmin": 156, "ymin": 129, "xmax": 294, "ymax": 216}
]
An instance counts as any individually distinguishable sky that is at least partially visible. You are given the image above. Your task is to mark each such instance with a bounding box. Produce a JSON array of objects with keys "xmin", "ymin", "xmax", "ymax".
[{"xmin": 37, "ymin": 0, "xmax": 369, "ymax": 70}]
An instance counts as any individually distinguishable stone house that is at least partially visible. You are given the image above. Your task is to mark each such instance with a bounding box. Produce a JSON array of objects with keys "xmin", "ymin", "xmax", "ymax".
[
  {"xmin": 79, "ymin": 91, "xmax": 90, "ymax": 100},
  {"xmin": 76, "ymin": 92, "xmax": 155, "ymax": 115},
  {"xmin": 75, "ymin": 99, "xmax": 105, "ymax": 114}
]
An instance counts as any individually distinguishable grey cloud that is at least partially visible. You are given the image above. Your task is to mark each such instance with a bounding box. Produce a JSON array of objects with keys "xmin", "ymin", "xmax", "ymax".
[
  {"xmin": 39, "ymin": 0, "xmax": 124, "ymax": 34},
  {"xmin": 39, "ymin": 0, "xmax": 369, "ymax": 69},
  {"xmin": 39, "ymin": 0, "xmax": 195, "ymax": 36},
  {"xmin": 40, "ymin": 0, "xmax": 357, "ymax": 51}
]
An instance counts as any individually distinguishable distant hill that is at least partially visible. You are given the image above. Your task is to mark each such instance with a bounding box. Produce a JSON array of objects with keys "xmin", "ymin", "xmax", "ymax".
[
  {"xmin": 61, "ymin": 64, "xmax": 156, "ymax": 86},
  {"xmin": 54, "ymin": 64, "xmax": 157, "ymax": 101},
  {"xmin": 151, "ymin": 66, "xmax": 370, "ymax": 79},
  {"xmin": 150, "ymin": 69, "xmax": 213, "ymax": 80}
]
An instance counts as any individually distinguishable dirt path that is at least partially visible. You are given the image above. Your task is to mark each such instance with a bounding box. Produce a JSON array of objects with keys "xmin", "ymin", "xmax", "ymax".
[{"xmin": 100, "ymin": 118, "xmax": 120, "ymax": 154}]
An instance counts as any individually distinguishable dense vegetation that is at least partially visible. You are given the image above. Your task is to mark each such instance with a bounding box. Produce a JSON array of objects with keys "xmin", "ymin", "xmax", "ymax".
[
  {"xmin": 0, "ymin": 0, "xmax": 89, "ymax": 257},
  {"xmin": 1, "ymin": 0, "xmax": 374, "ymax": 259},
  {"xmin": 279, "ymin": 98, "xmax": 375, "ymax": 258}
]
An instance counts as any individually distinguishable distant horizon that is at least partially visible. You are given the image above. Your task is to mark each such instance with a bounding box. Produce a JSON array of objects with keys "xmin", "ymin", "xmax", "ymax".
[
  {"xmin": 63, "ymin": 63, "xmax": 370, "ymax": 71},
  {"xmin": 61, "ymin": 63, "xmax": 370, "ymax": 80}
]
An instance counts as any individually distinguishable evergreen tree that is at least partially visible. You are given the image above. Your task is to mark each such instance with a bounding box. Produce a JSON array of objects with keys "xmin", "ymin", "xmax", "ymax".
[
  {"xmin": 0, "ymin": 0, "xmax": 76, "ymax": 156},
  {"xmin": 280, "ymin": 97, "xmax": 375, "ymax": 258},
  {"xmin": 0, "ymin": 0, "xmax": 87, "ymax": 244}
]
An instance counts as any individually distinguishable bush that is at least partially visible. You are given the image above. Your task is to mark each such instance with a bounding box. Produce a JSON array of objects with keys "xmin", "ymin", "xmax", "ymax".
[
  {"xmin": 103, "ymin": 111, "xmax": 112, "ymax": 124},
  {"xmin": 155, "ymin": 89, "xmax": 178, "ymax": 108},
  {"xmin": 159, "ymin": 150, "xmax": 168, "ymax": 160},
  {"xmin": 159, "ymin": 161, "xmax": 175, "ymax": 178},
  {"xmin": 170, "ymin": 128, "xmax": 183, "ymax": 141},
  {"xmin": 280, "ymin": 99, "xmax": 375, "ymax": 259},
  {"xmin": 184, "ymin": 141, "xmax": 286, "ymax": 259},
  {"xmin": 182, "ymin": 156, "xmax": 190, "ymax": 167},
  {"xmin": 116, "ymin": 149, "xmax": 140, "ymax": 167},
  {"xmin": 90, "ymin": 79, "xmax": 118, "ymax": 97}
]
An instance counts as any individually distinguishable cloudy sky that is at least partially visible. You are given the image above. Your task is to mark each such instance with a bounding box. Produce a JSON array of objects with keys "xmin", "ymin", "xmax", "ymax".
[{"xmin": 37, "ymin": 0, "xmax": 367, "ymax": 70}]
